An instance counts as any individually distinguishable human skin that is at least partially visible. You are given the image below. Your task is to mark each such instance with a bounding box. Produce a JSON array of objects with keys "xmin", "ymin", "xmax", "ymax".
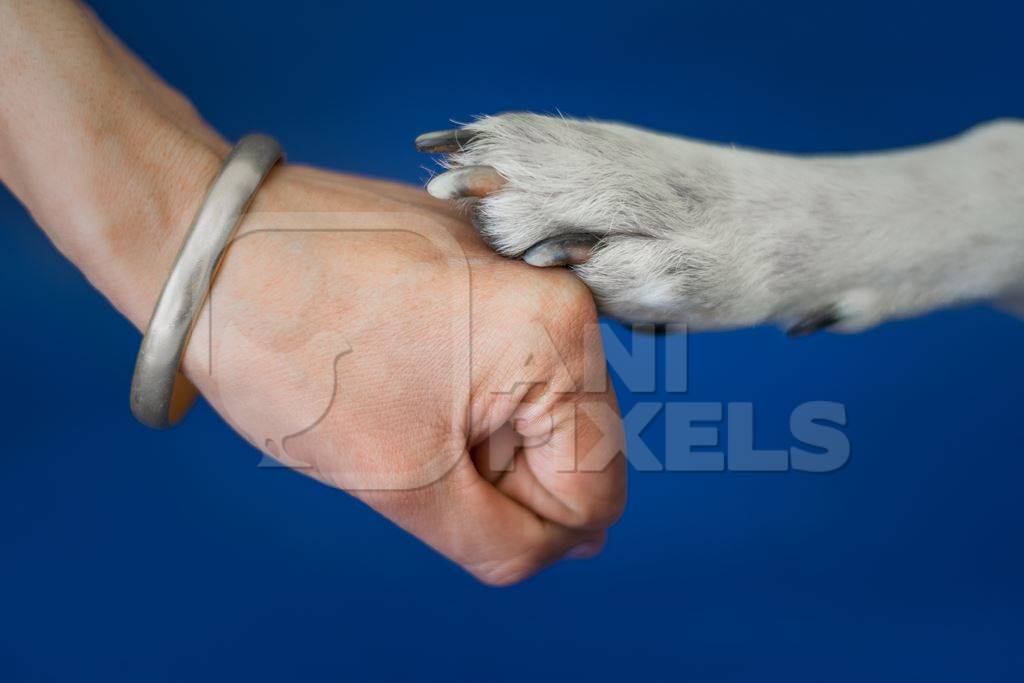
[{"xmin": 0, "ymin": 0, "xmax": 626, "ymax": 585}]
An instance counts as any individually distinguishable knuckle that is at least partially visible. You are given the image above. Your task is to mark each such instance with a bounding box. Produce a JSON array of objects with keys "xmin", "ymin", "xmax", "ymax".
[
  {"xmin": 542, "ymin": 274, "xmax": 599, "ymax": 328},
  {"xmin": 569, "ymin": 490, "xmax": 626, "ymax": 530},
  {"xmin": 528, "ymin": 277, "xmax": 600, "ymax": 386}
]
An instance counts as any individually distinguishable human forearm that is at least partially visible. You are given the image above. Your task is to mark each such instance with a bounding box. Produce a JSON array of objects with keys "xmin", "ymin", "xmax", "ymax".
[{"xmin": 0, "ymin": 0, "xmax": 225, "ymax": 327}]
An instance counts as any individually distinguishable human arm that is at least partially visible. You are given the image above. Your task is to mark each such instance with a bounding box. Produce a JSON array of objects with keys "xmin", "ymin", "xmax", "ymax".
[{"xmin": 0, "ymin": 0, "xmax": 626, "ymax": 584}]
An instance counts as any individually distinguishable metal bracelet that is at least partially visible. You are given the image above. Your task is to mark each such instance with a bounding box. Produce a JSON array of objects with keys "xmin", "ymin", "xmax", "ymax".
[{"xmin": 130, "ymin": 134, "xmax": 284, "ymax": 429}]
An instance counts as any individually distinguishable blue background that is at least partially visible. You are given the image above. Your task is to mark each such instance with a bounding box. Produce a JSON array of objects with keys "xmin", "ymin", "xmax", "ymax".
[{"xmin": 2, "ymin": 0, "xmax": 1023, "ymax": 680}]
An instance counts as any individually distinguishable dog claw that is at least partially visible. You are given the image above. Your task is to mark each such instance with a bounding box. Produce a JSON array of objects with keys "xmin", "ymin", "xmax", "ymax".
[
  {"xmin": 787, "ymin": 306, "xmax": 841, "ymax": 337},
  {"xmin": 415, "ymin": 129, "xmax": 478, "ymax": 153},
  {"xmin": 426, "ymin": 166, "xmax": 505, "ymax": 199},
  {"xmin": 522, "ymin": 234, "xmax": 599, "ymax": 267}
]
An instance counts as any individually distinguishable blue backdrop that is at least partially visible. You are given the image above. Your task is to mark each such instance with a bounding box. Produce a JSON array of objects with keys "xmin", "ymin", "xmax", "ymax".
[{"xmin": 2, "ymin": 1, "xmax": 1023, "ymax": 680}]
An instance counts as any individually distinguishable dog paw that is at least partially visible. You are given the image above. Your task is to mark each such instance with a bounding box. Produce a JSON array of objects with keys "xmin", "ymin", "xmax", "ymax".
[
  {"xmin": 416, "ymin": 113, "xmax": 791, "ymax": 329},
  {"xmin": 418, "ymin": 114, "xmax": 1024, "ymax": 332}
]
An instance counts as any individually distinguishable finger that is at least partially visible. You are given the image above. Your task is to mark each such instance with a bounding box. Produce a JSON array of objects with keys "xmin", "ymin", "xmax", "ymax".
[
  {"xmin": 523, "ymin": 233, "xmax": 600, "ymax": 267},
  {"xmin": 564, "ymin": 530, "xmax": 608, "ymax": 559},
  {"xmin": 510, "ymin": 394, "xmax": 627, "ymax": 532},
  {"xmin": 415, "ymin": 129, "xmax": 479, "ymax": 154},
  {"xmin": 360, "ymin": 453, "xmax": 600, "ymax": 586},
  {"xmin": 470, "ymin": 420, "xmax": 520, "ymax": 484},
  {"xmin": 426, "ymin": 166, "xmax": 505, "ymax": 199}
]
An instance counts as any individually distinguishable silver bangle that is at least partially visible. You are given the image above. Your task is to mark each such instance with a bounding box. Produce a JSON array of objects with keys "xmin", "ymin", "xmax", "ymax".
[{"xmin": 130, "ymin": 134, "xmax": 284, "ymax": 429}]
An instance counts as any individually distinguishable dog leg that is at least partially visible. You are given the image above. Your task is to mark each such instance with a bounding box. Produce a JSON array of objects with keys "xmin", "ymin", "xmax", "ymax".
[{"xmin": 419, "ymin": 114, "xmax": 1024, "ymax": 332}]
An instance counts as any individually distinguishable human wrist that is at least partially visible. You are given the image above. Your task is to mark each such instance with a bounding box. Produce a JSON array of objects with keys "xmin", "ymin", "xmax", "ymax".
[
  {"xmin": 87, "ymin": 122, "xmax": 228, "ymax": 329},
  {"xmin": 28, "ymin": 116, "xmax": 227, "ymax": 330}
]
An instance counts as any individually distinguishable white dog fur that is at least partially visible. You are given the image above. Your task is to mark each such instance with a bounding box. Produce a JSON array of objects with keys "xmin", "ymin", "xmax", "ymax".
[{"xmin": 424, "ymin": 113, "xmax": 1024, "ymax": 334}]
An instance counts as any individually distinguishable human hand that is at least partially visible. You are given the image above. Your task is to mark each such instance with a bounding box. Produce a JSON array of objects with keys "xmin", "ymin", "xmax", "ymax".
[
  {"xmin": 185, "ymin": 166, "xmax": 628, "ymax": 583},
  {"xmin": 0, "ymin": 0, "xmax": 626, "ymax": 584}
]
